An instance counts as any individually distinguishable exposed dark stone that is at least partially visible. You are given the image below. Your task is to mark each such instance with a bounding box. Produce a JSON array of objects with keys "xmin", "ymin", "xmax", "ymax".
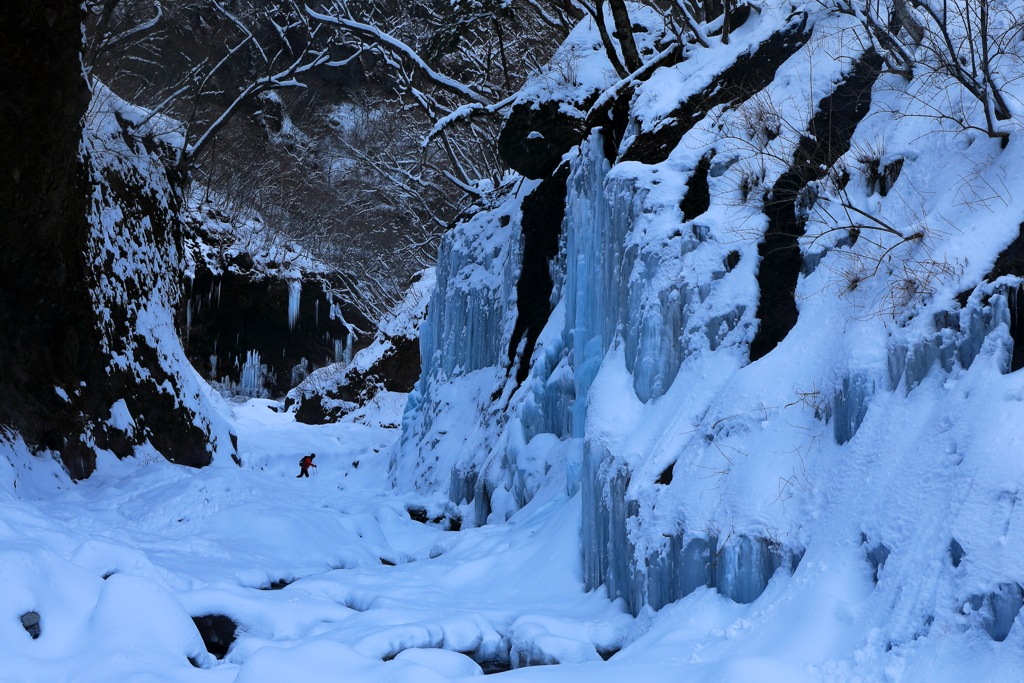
[
  {"xmin": 407, "ymin": 505, "xmax": 462, "ymax": 531},
  {"xmin": 479, "ymin": 660, "xmax": 512, "ymax": 675},
  {"xmin": 585, "ymin": 48, "xmax": 683, "ymax": 159},
  {"xmin": 262, "ymin": 579, "xmax": 293, "ymax": 590},
  {"xmin": 180, "ymin": 262, "xmax": 371, "ymax": 397},
  {"xmin": 0, "ymin": 0, "xmax": 93, "ymax": 465},
  {"xmin": 749, "ymin": 51, "xmax": 882, "ymax": 361},
  {"xmin": 725, "ymin": 250, "xmax": 741, "ymax": 272},
  {"xmin": 679, "ymin": 154, "xmax": 713, "ymax": 221},
  {"xmin": 20, "ymin": 611, "xmax": 41, "ymax": 639},
  {"xmin": 879, "ymin": 159, "xmax": 904, "ymax": 196},
  {"xmin": 290, "ymin": 334, "xmax": 421, "ymax": 425},
  {"xmin": 192, "ymin": 614, "xmax": 237, "ymax": 659},
  {"xmin": 966, "ymin": 221, "xmax": 1024, "ymax": 371},
  {"xmin": 980, "ymin": 222, "xmax": 1024, "ymax": 370},
  {"xmin": 865, "ymin": 541, "xmax": 891, "ymax": 583},
  {"xmin": 949, "ymin": 538, "xmax": 965, "ymax": 568},
  {"xmin": 987, "ymin": 223, "xmax": 1024, "ymax": 282},
  {"xmin": 715, "ymin": 3, "xmax": 756, "ymax": 35},
  {"xmin": 506, "ymin": 168, "xmax": 570, "ymax": 383},
  {"xmin": 621, "ymin": 14, "xmax": 811, "ymax": 164},
  {"xmin": 498, "ymin": 98, "xmax": 595, "ymax": 179},
  {"xmin": 655, "ymin": 463, "xmax": 674, "ymax": 485},
  {"xmin": 408, "ymin": 507, "xmax": 429, "ymax": 523},
  {"xmin": 292, "ymin": 394, "xmax": 329, "ymax": 424}
]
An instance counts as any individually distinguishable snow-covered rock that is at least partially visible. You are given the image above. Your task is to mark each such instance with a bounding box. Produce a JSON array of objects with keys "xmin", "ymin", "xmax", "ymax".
[
  {"xmin": 0, "ymin": 19, "xmax": 237, "ymax": 478},
  {"xmin": 396, "ymin": 5, "xmax": 1024, "ymax": 675},
  {"xmin": 179, "ymin": 204, "xmax": 372, "ymax": 398},
  {"xmin": 287, "ymin": 269, "xmax": 434, "ymax": 426}
]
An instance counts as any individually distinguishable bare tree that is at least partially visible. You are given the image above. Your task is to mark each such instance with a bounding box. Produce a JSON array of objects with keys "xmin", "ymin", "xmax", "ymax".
[{"xmin": 831, "ymin": 0, "xmax": 1024, "ymax": 142}]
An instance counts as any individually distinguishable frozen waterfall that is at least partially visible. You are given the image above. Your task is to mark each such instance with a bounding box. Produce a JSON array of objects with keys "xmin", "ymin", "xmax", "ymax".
[{"xmin": 288, "ymin": 280, "xmax": 301, "ymax": 331}]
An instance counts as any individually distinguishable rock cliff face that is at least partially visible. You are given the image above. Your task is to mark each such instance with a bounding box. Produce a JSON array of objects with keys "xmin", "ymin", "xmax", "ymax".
[
  {"xmin": 0, "ymin": 3, "xmax": 234, "ymax": 478},
  {"xmin": 0, "ymin": 1, "xmax": 95, "ymax": 475},
  {"xmin": 396, "ymin": 1, "xmax": 1024, "ymax": 645},
  {"xmin": 287, "ymin": 270, "xmax": 433, "ymax": 426},
  {"xmin": 178, "ymin": 211, "xmax": 372, "ymax": 398}
]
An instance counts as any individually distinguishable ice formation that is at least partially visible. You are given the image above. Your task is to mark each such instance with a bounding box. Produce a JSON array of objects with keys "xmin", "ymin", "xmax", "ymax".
[
  {"xmin": 396, "ymin": 3, "xmax": 1024, "ymax": 659},
  {"xmin": 288, "ymin": 280, "xmax": 301, "ymax": 331},
  {"xmin": 6, "ymin": 2, "xmax": 1024, "ymax": 681},
  {"xmin": 239, "ymin": 351, "xmax": 269, "ymax": 399}
]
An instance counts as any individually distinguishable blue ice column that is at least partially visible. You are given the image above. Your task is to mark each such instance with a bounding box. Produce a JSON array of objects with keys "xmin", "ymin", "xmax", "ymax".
[{"xmin": 563, "ymin": 131, "xmax": 635, "ymax": 436}]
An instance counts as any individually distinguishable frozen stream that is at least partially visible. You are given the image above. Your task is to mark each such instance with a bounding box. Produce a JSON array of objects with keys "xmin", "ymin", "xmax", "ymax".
[
  {"xmin": 0, "ymin": 399, "xmax": 637, "ymax": 682},
  {"xmin": 3, "ymin": 394, "xmax": 1023, "ymax": 683}
]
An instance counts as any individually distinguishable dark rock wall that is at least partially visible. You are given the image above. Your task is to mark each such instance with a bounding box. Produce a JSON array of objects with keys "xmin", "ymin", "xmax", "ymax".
[
  {"xmin": 749, "ymin": 51, "xmax": 883, "ymax": 360},
  {"xmin": 0, "ymin": 4, "xmax": 236, "ymax": 477},
  {"xmin": 506, "ymin": 169, "xmax": 570, "ymax": 383},
  {"xmin": 0, "ymin": 0, "xmax": 95, "ymax": 467},
  {"xmin": 180, "ymin": 263, "xmax": 371, "ymax": 397},
  {"xmin": 621, "ymin": 13, "xmax": 811, "ymax": 165},
  {"xmin": 498, "ymin": 100, "xmax": 594, "ymax": 179}
]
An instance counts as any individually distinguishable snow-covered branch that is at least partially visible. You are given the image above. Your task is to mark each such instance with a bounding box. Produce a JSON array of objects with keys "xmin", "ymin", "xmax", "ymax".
[{"xmin": 306, "ymin": 6, "xmax": 491, "ymax": 104}]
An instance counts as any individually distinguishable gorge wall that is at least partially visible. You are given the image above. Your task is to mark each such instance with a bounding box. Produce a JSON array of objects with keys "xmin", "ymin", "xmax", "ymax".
[
  {"xmin": 394, "ymin": 1, "xmax": 1024, "ymax": 665},
  {"xmin": 0, "ymin": 4, "xmax": 235, "ymax": 477}
]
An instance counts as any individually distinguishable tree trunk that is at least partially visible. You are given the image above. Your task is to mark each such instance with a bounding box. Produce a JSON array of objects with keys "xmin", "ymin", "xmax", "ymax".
[
  {"xmin": 608, "ymin": 0, "xmax": 642, "ymax": 73},
  {"xmin": 593, "ymin": 0, "xmax": 628, "ymax": 79}
]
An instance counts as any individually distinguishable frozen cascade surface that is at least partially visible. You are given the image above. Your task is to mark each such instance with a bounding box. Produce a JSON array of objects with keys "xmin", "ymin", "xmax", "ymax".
[
  {"xmin": 288, "ymin": 280, "xmax": 301, "ymax": 331},
  {"xmin": 394, "ymin": 180, "xmax": 528, "ymax": 495},
  {"xmin": 563, "ymin": 132, "xmax": 636, "ymax": 436},
  {"xmin": 392, "ymin": 11, "xmax": 1024, "ymax": 655}
]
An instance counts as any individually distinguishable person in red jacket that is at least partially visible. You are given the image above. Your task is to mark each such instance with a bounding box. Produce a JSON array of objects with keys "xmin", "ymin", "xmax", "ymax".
[{"xmin": 297, "ymin": 454, "xmax": 317, "ymax": 478}]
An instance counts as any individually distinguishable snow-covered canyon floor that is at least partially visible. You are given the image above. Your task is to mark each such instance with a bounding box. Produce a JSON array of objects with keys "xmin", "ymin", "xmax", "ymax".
[{"xmin": 1, "ymin": 392, "xmax": 1020, "ymax": 682}]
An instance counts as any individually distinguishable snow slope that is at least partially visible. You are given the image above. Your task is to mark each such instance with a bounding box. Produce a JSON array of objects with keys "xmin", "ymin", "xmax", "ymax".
[{"xmin": 0, "ymin": 398, "xmax": 637, "ymax": 682}]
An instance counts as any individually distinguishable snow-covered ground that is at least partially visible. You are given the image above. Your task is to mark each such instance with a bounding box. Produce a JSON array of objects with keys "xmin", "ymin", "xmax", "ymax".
[
  {"xmin": 7, "ymin": 389, "xmax": 1023, "ymax": 682},
  {"xmin": 0, "ymin": 398, "xmax": 623, "ymax": 682},
  {"xmin": 9, "ymin": 2, "xmax": 1024, "ymax": 681}
]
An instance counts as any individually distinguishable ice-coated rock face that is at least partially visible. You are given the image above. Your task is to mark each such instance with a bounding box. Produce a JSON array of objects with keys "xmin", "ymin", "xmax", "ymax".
[
  {"xmin": 396, "ymin": 3, "xmax": 1024, "ymax": 645},
  {"xmin": 393, "ymin": 181, "xmax": 528, "ymax": 495}
]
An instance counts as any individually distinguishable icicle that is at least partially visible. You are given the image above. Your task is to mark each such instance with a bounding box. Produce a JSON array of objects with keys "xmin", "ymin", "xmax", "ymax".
[
  {"xmin": 315, "ymin": 299, "xmax": 319, "ymax": 327},
  {"xmin": 288, "ymin": 280, "xmax": 301, "ymax": 331},
  {"xmin": 291, "ymin": 357, "xmax": 310, "ymax": 386},
  {"xmin": 239, "ymin": 350, "xmax": 268, "ymax": 397},
  {"xmin": 334, "ymin": 337, "xmax": 346, "ymax": 365}
]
